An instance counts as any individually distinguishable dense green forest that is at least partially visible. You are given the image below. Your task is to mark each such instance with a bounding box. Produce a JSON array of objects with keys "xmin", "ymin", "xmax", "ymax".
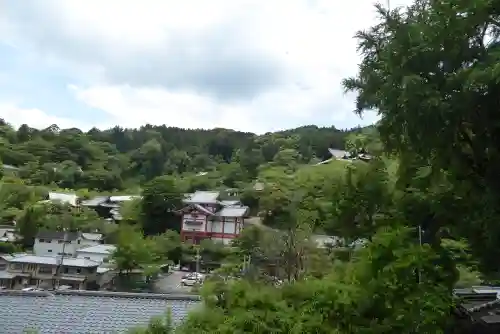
[{"xmin": 0, "ymin": 119, "xmax": 366, "ymax": 191}]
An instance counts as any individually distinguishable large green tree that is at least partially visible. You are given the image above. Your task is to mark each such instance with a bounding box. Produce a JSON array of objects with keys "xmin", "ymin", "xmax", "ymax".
[
  {"xmin": 140, "ymin": 175, "xmax": 184, "ymax": 235},
  {"xmin": 343, "ymin": 0, "xmax": 500, "ymax": 277}
]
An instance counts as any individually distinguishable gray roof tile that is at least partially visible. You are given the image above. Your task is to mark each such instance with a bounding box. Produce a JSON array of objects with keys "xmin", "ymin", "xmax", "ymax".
[
  {"xmin": 217, "ymin": 206, "xmax": 249, "ymax": 217},
  {"xmin": 0, "ymin": 290, "xmax": 201, "ymax": 333},
  {"xmin": 36, "ymin": 231, "xmax": 80, "ymax": 241},
  {"xmin": 184, "ymin": 191, "xmax": 220, "ymax": 204},
  {"xmin": 80, "ymin": 196, "xmax": 109, "ymax": 207}
]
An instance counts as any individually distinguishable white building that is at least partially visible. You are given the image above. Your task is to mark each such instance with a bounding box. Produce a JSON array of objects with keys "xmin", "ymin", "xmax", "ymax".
[
  {"xmin": 47, "ymin": 192, "xmax": 79, "ymax": 206},
  {"xmin": 34, "ymin": 231, "xmax": 103, "ymax": 257},
  {"xmin": 76, "ymin": 244, "xmax": 116, "ymax": 264}
]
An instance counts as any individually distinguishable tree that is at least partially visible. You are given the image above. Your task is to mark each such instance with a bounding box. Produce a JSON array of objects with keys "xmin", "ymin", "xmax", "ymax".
[
  {"xmin": 151, "ymin": 230, "xmax": 183, "ymax": 265},
  {"xmin": 0, "ymin": 242, "xmax": 21, "ymax": 254},
  {"xmin": 176, "ymin": 226, "xmax": 453, "ymax": 333},
  {"xmin": 111, "ymin": 225, "xmax": 159, "ymax": 276},
  {"xmin": 343, "ymin": 1, "xmax": 500, "ymax": 191},
  {"xmin": 325, "ymin": 159, "xmax": 392, "ymax": 242},
  {"xmin": 343, "ymin": 0, "xmax": 500, "ymax": 278},
  {"xmin": 16, "ymin": 204, "xmax": 46, "ymax": 248},
  {"xmin": 140, "ymin": 175, "xmax": 184, "ymax": 235}
]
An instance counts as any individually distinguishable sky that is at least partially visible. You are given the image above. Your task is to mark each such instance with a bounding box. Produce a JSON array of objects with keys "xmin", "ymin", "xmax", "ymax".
[{"xmin": 0, "ymin": 0, "xmax": 412, "ymax": 134}]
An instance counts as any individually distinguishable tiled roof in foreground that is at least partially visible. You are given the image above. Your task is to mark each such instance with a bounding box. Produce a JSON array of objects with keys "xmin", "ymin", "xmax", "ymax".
[{"xmin": 0, "ymin": 290, "xmax": 201, "ymax": 334}]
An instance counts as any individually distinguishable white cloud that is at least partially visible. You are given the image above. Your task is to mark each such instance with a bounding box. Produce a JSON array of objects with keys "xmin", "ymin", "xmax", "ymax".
[
  {"xmin": 1, "ymin": 0, "xmax": 414, "ymax": 132},
  {"xmin": 69, "ymin": 84, "xmax": 332, "ymax": 133},
  {"xmin": 0, "ymin": 102, "xmax": 87, "ymax": 130}
]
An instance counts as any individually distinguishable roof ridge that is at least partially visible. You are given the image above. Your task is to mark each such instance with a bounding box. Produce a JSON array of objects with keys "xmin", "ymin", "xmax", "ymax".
[{"xmin": 0, "ymin": 289, "xmax": 201, "ymax": 301}]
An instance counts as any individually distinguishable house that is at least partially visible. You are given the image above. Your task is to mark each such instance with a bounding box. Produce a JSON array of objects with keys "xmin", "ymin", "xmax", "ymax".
[
  {"xmin": 76, "ymin": 244, "xmax": 116, "ymax": 264},
  {"xmin": 45, "ymin": 192, "xmax": 79, "ymax": 206},
  {"xmin": 81, "ymin": 195, "xmax": 140, "ymax": 221},
  {"xmin": 453, "ymin": 286, "xmax": 500, "ymax": 333},
  {"xmin": 0, "ymin": 289, "xmax": 200, "ymax": 333},
  {"xmin": 34, "ymin": 231, "xmax": 103, "ymax": 257},
  {"xmin": 0, "ymin": 227, "xmax": 18, "ymax": 242},
  {"xmin": 314, "ymin": 148, "xmax": 373, "ymax": 166},
  {"xmin": 179, "ymin": 191, "xmax": 249, "ymax": 245},
  {"xmin": 0, "ymin": 254, "xmax": 100, "ymax": 290}
]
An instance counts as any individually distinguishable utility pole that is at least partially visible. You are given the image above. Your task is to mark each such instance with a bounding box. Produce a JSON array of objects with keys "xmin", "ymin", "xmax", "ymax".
[
  {"xmin": 418, "ymin": 225, "xmax": 422, "ymax": 283},
  {"xmin": 53, "ymin": 230, "xmax": 68, "ymax": 290},
  {"xmin": 195, "ymin": 246, "xmax": 200, "ymax": 274}
]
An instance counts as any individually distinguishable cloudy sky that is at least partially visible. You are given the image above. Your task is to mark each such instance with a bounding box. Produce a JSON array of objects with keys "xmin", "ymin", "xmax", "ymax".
[{"xmin": 0, "ymin": 0, "xmax": 412, "ymax": 134}]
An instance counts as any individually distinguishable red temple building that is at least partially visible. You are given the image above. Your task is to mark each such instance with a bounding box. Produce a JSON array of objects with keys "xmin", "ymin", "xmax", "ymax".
[{"xmin": 179, "ymin": 191, "xmax": 249, "ymax": 245}]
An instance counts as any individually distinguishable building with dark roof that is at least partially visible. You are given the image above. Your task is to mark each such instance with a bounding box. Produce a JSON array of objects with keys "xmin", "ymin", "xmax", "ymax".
[
  {"xmin": 0, "ymin": 290, "xmax": 200, "ymax": 333},
  {"xmin": 453, "ymin": 287, "xmax": 500, "ymax": 333},
  {"xmin": 80, "ymin": 195, "xmax": 140, "ymax": 221}
]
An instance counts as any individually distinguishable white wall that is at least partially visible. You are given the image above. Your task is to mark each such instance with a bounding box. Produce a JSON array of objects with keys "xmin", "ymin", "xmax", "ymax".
[
  {"xmin": 210, "ymin": 221, "xmax": 223, "ymax": 233},
  {"xmin": 223, "ymin": 220, "xmax": 235, "ymax": 234},
  {"xmin": 34, "ymin": 238, "xmax": 101, "ymax": 257},
  {"xmin": 182, "ymin": 213, "xmax": 206, "ymax": 232}
]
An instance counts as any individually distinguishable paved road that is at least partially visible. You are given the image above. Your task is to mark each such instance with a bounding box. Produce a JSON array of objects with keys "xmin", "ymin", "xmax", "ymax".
[{"xmin": 153, "ymin": 271, "xmax": 192, "ymax": 293}]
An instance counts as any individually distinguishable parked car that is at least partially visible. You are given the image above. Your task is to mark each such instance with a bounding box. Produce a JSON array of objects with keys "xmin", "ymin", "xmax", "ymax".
[
  {"xmin": 21, "ymin": 287, "xmax": 37, "ymax": 291},
  {"xmin": 181, "ymin": 272, "xmax": 205, "ymax": 286}
]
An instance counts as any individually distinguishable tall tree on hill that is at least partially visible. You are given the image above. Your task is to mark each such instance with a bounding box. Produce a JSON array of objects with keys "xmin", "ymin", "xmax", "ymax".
[
  {"xmin": 140, "ymin": 175, "xmax": 184, "ymax": 235},
  {"xmin": 343, "ymin": 0, "xmax": 500, "ymax": 277}
]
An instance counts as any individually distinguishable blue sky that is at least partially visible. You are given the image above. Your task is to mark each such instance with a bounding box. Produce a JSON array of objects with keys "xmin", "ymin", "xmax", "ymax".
[{"xmin": 0, "ymin": 0, "xmax": 411, "ymax": 134}]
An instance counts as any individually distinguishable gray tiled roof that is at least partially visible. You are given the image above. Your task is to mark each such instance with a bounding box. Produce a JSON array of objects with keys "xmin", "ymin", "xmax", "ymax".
[
  {"xmin": 0, "ymin": 290, "xmax": 201, "ymax": 333},
  {"xmin": 184, "ymin": 191, "xmax": 220, "ymax": 204},
  {"xmin": 80, "ymin": 196, "xmax": 109, "ymax": 207},
  {"xmin": 77, "ymin": 244, "xmax": 115, "ymax": 255},
  {"xmin": 81, "ymin": 233, "xmax": 104, "ymax": 241},
  {"xmin": 219, "ymin": 200, "xmax": 241, "ymax": 206},
  {"xmin": 36, "ymin": 231, "xmax": 80, "ymax": 241},
  {"xmin": 10, "ymin": 255, "xmax": 99, "ymax": 267},
  {"xmin": 217, "ymin": 206, "xmax": 249, "ymax": 217}
]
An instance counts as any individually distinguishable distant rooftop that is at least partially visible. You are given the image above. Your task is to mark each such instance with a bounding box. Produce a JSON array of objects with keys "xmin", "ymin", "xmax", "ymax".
[
  {"xmin": 217, "ymin": 206, "xmax": 249, "ymax": 218},
  {"xmin": 109, "ymin": 195, "xmax": 141, "ymax": 202},
  {"xmin": 328, "ymin": 148, "xmax": 348, "ymax": 158},
  {"xmin": 77, "ymin": 244, "xmax": 115, "ymax": 255},
  {"xmin": 81, "ymin": 232, "xmax": 103, "ymax": 241},
  {"xmin": 9, "ymin": 255, "xmax": 99, "ymax": 267},
  {"xmin": 2, "ymin": 164, "xmax": 20, "ymax": 171},
  {"xmin": 0, "ymin": 290, "xmax": 200, "ymax": 334},
  {"xmin": 219, "ymin": 200, "xmax": 241, "ymax": 206},
  {"xmin": 184, "ymin": 191, "xmax": 220, "ymax": 204},
  {"xmin": 36, "ymin": 230, "xmax": 80, "ymax": 241},
  {"xmin": 48, "ymin": 192, "xmax": 78, "ymax": 206},
  {"xmin": 80, "ymin": 196, "xmax": 108, "ymax": 207}
]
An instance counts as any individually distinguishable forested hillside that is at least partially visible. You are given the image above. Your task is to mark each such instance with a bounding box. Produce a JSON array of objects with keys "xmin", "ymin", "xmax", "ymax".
[
  {"xmin": 0, "ymin": 119, "xmax": 364, "ymax": 191},
  {"xmin": 5, "ymin": 0, "xmax": 500, "ymax": 332}
]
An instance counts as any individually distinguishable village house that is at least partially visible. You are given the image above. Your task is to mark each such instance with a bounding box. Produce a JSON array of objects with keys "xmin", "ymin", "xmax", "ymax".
[
  {"xmin": 76, "ymin": 244, "xmax": 115, "ymax": 264},
  {"xmin": 81, "ymin": 195, "xmax": 141, "ymax": 221},
  {"xmin": 42, "ymin": 192, "xmax": 79, "ymax": 206},
  {"xmin": 314, "ymin": 147, "xmax": 373, "ymax": 166},
  {"xmin": 34, "ymin": 231, "xmax": 103, "ymax": 257},
  {"xmin": 179, "ymin": 190, "xmax": 249, "ymax": 245},
  {"xmin": 0, "ymin": 253, "xmax": 100, "ymax": 290},
  {"xmin": 453, "ymin": 286, "xmax": 500, "ymax": 333},
  {"xmin": 0, "ymin": 226, "xmax": 18, "ymax": 243}
]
